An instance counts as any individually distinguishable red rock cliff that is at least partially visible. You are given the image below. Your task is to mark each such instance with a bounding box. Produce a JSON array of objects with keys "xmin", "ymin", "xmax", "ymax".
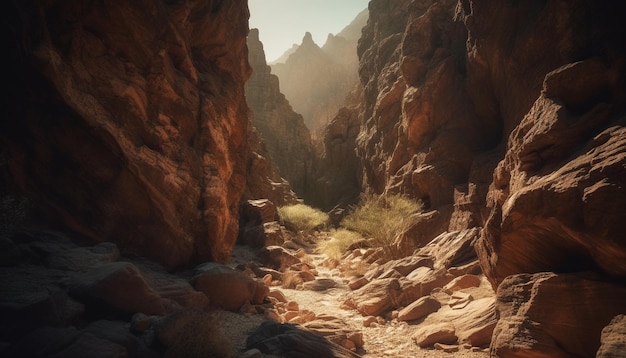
[
  {"xmin": 1, "ymin": 0, "xmax": 252, "ymax": 269},
  {"xmin": 339, "ymin": 0, "xmax": 626, "ymax": 355},
  {"xmin": 245, "ymin": 28, "xmax": 315, "ymax": 201}
]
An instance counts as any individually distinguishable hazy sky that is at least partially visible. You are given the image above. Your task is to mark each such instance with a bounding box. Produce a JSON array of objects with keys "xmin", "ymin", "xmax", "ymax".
[{"xmin": 248, "ymin": 0, "xmax": 370, "ymax": 63}]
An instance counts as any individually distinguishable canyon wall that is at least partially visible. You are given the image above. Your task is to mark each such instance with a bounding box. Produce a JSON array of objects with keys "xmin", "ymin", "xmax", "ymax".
[
  {"xmin": 337, "ymin": 0, "xmax": 626, "ymax": 355},
  {"xmin": 245, "ymin": 29, "xmax": 315, "ymax": 201},
  {"xmin": 0, "ymin": 0, "xmax": 252, "ymax": 269}
]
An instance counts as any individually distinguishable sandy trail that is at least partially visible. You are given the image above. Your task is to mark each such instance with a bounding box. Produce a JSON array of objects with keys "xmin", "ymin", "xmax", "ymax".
[{"xmin": 227, "ymin": 244, "xmax": 490, "ymax": 358}]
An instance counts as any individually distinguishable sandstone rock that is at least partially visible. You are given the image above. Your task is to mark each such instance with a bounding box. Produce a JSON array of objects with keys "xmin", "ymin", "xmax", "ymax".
[
  {"xmin": 417, "ymin": 229, "xmax": 480, "ymax": 271},
  {"xmin": 239, "ymin": 221, "xmax": 286, "ymax": 249},
  {"xmin": 259, "ymin": 246, "xmax": 302, "ymax": 272},
  {"xmin": 301, "ymin": 278, "xmax": 337, "ymax": 292},
  {"xmin": 302, "ymin": 316, "xmax": 356, "ymax": 338},
  {"xmin": 192, "ymin": 263, "xmax": 267, "ymax": 312},
  {"xmin": 384, "ymin": 255, "xmax": 434, "ymax": 277},
  {"xmin": 2, "ymin": 0, "xmax": 253, "ymax": 268},
  {"xmin": 434, "ymin": 343, "xmax": 460, "ymax": 353},
  {"xmin": 246, "ymin": 29, "xmax": 315, "ymax": 199},
  {"xmin": 246, "ymin": 320, "xmax": 360, "ymax": 358},
  {"xmin": 312, "ymin": 103, "xmax": 363, "ymax": 210},
  {"xmin": 240, "ymin": 199, "xmax": 277, "ymax": 226},
  {"xmin": 267, "ymin": 290, "xmax": 288, "ymax": 303},
  {"xmin": 597, "ymin": 315, "xmax": 626, "ymax": 358},
  {"xmin": 70, "ymin": 262, "xmax": 165, "ymax": 315},
  {"xmin": 133, "ymin": 258, "xmax": 209, "ymax": 311},
  {"xmin": 348, "ymin": 276, "xmax": 369, "ymax": 290},
  {"xmin": 448, "ymin": 291, "xmax": 473, "ymax": 310},
  {"xmin": 478, "ymin": 91, "xmax": 626, "ymax": 285},
  {"xmin": 443, "ymin": 274, "xmax": 482, "ymax": 294},
  {"xmin": 44, "ymin": 242, "xmax": 120, "ymax": 272},
  {"xmin": 413, "ymin": 322, "xmax": 457, "ymax": 348},
  {"xmin": 345, "ymin": 278, "xmax": 402, "ymax": 317},
  {"xmin": 491, "ymin": 272, "xmax": 626, "ymax": 357},
  {"xmin": 395, "ymin": 208, "xmax": 454, "ymax": 255},
  {"xmin": 0, "ymin": 265, "xmax": 84, "ymax": 341},
  {"xmin": 415, "ymin": 296, "xmax": 496, "ymax": 348},
  {"xmin": 397, "ymin": 295, "xmax": 441, "ymax": 322}
]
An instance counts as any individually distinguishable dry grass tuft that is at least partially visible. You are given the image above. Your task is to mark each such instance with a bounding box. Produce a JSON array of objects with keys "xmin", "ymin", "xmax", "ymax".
[
  {"xmin": 340, "ymin": 193, "xmax": 422, "ymax": 259},
  {"xmin": 278, "ymin": 203, "xmax": 329, "ymax": 233},
  {"xmin": 318, "ymin": 229, "xmax": 364, "ymax": 260}
]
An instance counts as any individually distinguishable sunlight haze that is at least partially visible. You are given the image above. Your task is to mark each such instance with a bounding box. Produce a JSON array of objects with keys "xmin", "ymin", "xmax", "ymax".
[{"xmin": 248, "ymin": 0, "xmax": 370, "ymax": 63}]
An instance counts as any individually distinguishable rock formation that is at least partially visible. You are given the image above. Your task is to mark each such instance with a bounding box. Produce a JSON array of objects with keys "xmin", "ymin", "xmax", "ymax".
[
  {"xmin": 271, "ymin": 9, "xmax": 367, "ymax": 135},
  {"xmin": 245, "ymin": 28, "xmax": 315, "ymax": 201},
  {"xmin": 310, "ymin": 86, "xmax": 363, "ymax": 210},
  {"xmin": 0, "ymin": 0, "xmax": 253, "ymax": 269},
  {"xmin": 322, "ymin": 0, "xmax": 626, "ymax": 355}
]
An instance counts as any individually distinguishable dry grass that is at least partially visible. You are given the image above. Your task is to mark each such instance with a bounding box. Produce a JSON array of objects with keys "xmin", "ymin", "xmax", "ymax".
[
  {"xmin": 318, "ymin": 229, "xmax": 364, "ymax": 260},
  {"xmin": 340, "ymin": 193, "xmax": 423, "ymax": 259},
  {"xmin": 278, "ymin": 203, "xmax": 329, "ymax": 233}
]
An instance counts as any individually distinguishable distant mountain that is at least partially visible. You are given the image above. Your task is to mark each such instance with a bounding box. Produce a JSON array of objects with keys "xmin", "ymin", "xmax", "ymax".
[
  {"xmin": 269, "ymin": 43, "xmax": 299, "ymax": 65},
  {"xmin": 336, "ymin": 7, "xmax": 369, "ymax": 42},
  {"xmin": 270, "ymin": 8, "xmax": 369, "ymax": 137}
]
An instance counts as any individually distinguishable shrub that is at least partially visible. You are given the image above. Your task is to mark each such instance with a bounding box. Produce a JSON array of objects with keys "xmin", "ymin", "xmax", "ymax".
[
  {"xmin": 318, "ymin": 229, "xmax": 364, "ymax": 260},
  {"xmin": 340, "ymin": 193, "xmax": 422, "ymax": 259},
  {"xmin": 277, "ymin": 203, "xmax": 329, "ymax": 232}
]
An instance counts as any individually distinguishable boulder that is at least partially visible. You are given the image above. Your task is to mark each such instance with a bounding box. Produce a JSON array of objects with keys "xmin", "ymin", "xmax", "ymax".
[
  {"xmin": 45, "ymin": 242, "xmax": 120, "ymax": 272},
  {"xmin": 491, "ymin": 272, "xmax": 626, "ymax": 357},
  {"xmin": 70, "ymin": 262, "xmax": 165, "ymax": 315},
  {"xmin": 192, "ymin": 263, "xmax": 268, "ymax": 311},
  {"xmin": 413, "ymin": 322, "xmax": 457, "ymax": 348},
  {"xmin": 259, "ymin": 246, "xmax": 302, "ymax": 272},
  {"xmin": 246, "ymin": 320, "xmax": 360, "ymax": 358},
  {"xmin": 597, "ymin": 314, "xmax": 626, "ymax": 358},
  {"xmin": 397, "ymin": 295, "xmax": 441, "ymax": 322},
  {"xmin": 344, "ymin": 278, "xmax": 402, "ymax": 317},
  {"xmin": 414, "ymin": 297, "xmax": 496, "ymax": 348}
]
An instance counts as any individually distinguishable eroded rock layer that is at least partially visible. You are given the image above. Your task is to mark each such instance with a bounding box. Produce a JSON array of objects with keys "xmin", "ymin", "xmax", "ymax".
[
  {"xmin": 245, "ymin": 29, "xmax": 315, "ymax": 201},
  {"xmin": 334, "ymin": 0, "xmax": 626, "ymax": 355},
  {"xmin": 1, "ymin": 0, "xmax": 252, "ymax": 269}
]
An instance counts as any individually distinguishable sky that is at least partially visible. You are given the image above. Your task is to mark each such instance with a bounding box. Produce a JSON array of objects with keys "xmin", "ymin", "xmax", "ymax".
[{"xmin": 248, "ymin": 0, "xmax": 370, "ymax": 63}]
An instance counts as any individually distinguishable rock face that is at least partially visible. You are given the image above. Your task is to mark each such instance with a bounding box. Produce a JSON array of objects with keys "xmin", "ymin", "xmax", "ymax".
[
  {"xmin": 271, "ymin": 9, "xmax": 367, "ymax": 135},
  {"xmin": 311, "ymin": 88, "xmax": 363, "ymax": 210},
  {"xmin": 333, "ymin": 0, "xmax": 626, "ymax": 355},
  {"xmin": 245, "ymin": 29, "xmax": 315, "ymax": 200},
  {"xmin": 1, "ymin": 0, "xmax": 252, "ymax": 268}
]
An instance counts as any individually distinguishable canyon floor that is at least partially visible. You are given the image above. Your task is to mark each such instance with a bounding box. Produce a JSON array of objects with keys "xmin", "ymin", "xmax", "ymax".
[{"xmin": 226, "ymin": 237, "xmax": 491, "ymax": 358}]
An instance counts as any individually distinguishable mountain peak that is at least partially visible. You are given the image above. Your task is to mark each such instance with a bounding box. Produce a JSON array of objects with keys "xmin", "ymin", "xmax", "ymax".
[{"xmin": 302, "ymin": 32, "xmax": 314, "ymax": 46}]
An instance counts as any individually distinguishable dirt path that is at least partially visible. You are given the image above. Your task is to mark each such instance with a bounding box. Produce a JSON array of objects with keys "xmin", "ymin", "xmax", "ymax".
[{"xmin": 262, "ymin": 249, "xmax": 491, "ymax": 358}]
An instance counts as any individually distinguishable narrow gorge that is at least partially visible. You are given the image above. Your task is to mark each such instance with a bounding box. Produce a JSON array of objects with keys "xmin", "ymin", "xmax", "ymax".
[{"xmin": 1, "ymin": 0, "xmax": 625, "ymax": 357}]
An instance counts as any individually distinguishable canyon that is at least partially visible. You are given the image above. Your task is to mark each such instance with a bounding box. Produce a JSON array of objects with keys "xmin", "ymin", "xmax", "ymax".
[{"xmin": 1, "ymin": 0, "xmax": 625, "ymax": 357}]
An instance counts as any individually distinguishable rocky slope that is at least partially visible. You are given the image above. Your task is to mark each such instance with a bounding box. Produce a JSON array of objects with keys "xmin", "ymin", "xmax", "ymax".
[
  {"xmin": 0, "ymin": 0, "xmax": 253, "ymax": 269},
  {"xmin": 246, "ymin": 29, "xmax": 315, "ymax": 201},
  {"xmin": 325, "ymin": 0, "xmax": 626, "ymax": 356}
]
